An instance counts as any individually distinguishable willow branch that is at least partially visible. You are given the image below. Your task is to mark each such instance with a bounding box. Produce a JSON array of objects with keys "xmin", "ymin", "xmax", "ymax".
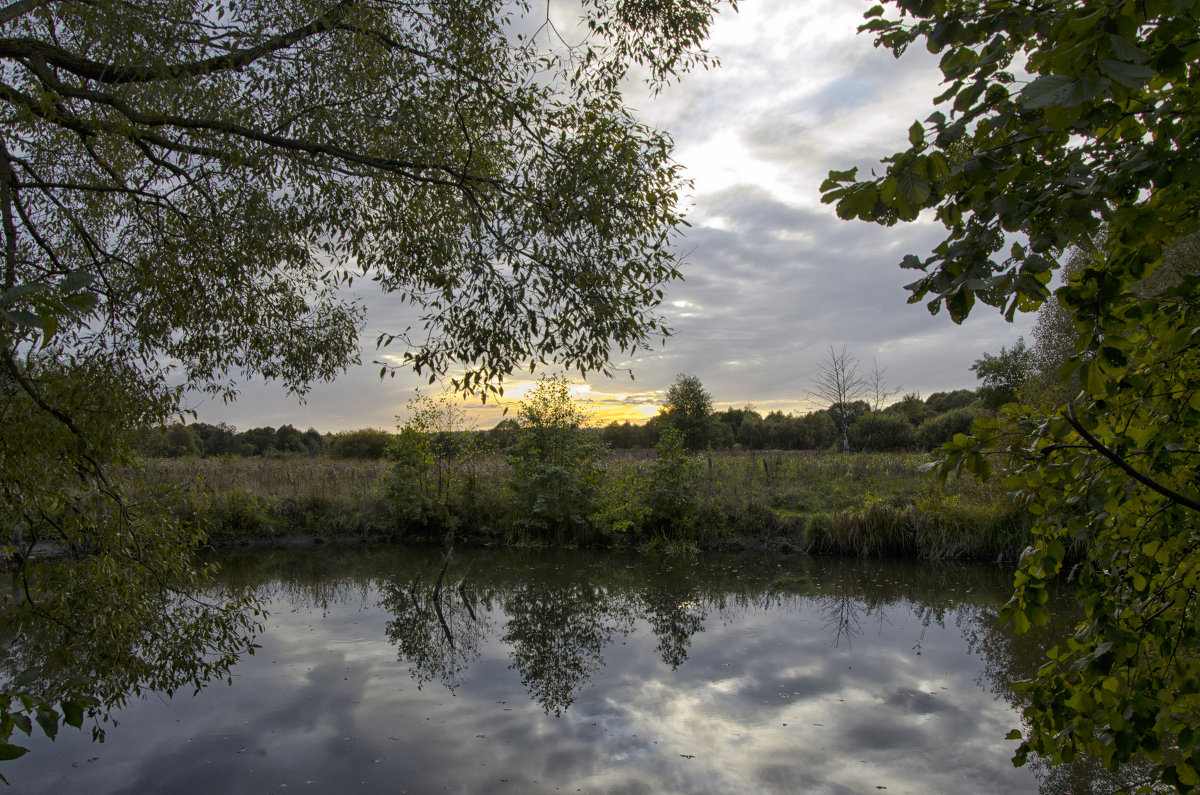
[{"xmin": 0, "ymin": 0, "xmax": 354, "ymax": 84}]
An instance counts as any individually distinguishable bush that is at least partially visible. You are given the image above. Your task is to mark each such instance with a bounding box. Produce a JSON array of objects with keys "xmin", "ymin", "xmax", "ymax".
[
  {"xmin": 916, "ymin": 407, "xmax": 983, "ymax": 450},
  {"xmin": 327, "ymin": 428, "xmax": 394, "ymax": 459},
  {"xmin": 848, "ymin": 412, "xmax": 916, "ymax": 452},
  {"xmin": 381, "ymin": 391, "xmax": 489, "ymax": 538},
  {"xmin": 646, "ymin": 427, "xmax": 701, "ymax": 533}
]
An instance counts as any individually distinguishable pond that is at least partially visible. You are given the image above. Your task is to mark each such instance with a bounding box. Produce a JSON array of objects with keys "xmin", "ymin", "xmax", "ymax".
[{"xmin": 6, "ymin": 546, "xmax": 1140, "ymax": 793}]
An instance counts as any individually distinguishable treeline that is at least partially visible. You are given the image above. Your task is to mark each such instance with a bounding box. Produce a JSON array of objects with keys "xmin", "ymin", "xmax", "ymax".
[
  {"xmin": 138, "ymin": 422, "xmax": 396, "ymax": 459},
  {"xmin": 140, "ymin": 388, "xmax": 983, "ymax": 460},
  {"xmin": 601, "ymin": 388, "xmax": 980, "ymax": 452}
]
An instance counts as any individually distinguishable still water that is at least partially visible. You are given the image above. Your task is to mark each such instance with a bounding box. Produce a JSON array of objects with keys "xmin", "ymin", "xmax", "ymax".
[{"xmin": 8, "ymin": 546, "xmax": 1128, "ymax": 793}]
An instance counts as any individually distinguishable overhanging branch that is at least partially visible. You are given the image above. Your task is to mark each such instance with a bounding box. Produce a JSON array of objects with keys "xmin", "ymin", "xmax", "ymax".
[{"xmin": 1064, "ymin": 403, "xmax": 1200, "ymax": 513}]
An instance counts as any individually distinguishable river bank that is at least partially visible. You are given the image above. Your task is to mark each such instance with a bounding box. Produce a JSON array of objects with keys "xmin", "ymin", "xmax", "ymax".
[{"xmin": 138, "ymin": 450, "xmax": 1033, "ymax": 561}]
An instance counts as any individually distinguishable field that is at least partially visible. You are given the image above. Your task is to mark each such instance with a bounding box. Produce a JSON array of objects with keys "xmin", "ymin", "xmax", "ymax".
[{"xmin": 137, "ymin": 450, "xmax": 1031, "ymax": 561}]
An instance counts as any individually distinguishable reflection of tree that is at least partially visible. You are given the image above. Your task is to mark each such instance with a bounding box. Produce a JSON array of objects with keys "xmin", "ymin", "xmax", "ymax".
[
  {"xmin": 379, "ymin": 557, "xmax": 491, "ymax": 692},
  {"xmin": 0, "ymin": 560, "xmax": 258, "ymax": 746},
  {"xmin": 819, "ymin": 587, "xmax": 865, "ymax": 648},
  {"xmin": 502, "ymin": 583, "xmax": 634, "ymax": 716},
  {"xmin": 636, "ymin": 585, "xmax": 705, "ymax": 670}
]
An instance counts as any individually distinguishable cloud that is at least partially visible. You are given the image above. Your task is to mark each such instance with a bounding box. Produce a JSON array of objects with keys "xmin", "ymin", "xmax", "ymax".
[{"xmin": 193, "ymin": 0, "xmax": 1036, "ymax": 432}]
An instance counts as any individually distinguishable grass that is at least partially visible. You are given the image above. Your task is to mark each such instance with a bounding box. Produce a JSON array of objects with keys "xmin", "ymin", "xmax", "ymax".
[{"xmin": 135, "ymin": 450, "xmax": 1031, "ymax": 561}]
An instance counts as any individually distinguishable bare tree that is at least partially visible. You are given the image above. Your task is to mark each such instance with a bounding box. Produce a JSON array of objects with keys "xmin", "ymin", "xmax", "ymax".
[{"xmin": 811, "ymin": 345, "xmax": 867, "ymax": 454}]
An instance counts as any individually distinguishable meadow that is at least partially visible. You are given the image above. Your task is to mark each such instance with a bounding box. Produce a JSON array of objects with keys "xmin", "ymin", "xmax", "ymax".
[{"xmin": 141, "ymin": 450, "xmax": 1031, "ymax": 561}]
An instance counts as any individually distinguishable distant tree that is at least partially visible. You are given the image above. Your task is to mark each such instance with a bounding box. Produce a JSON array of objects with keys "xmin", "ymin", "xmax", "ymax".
[
  {"xmin": 916, "ymin": 407, "xmax": 982, "ymax": 451},
  {"xmin": 811, "ymin": 346, "xmax": 867, "ymax": 453},
  {"xmin": 192, "ymin": 422, "xmax": 237, "ymax": 457},
  {"xmin": 708, "ymin": 421, "xmax": 735, "ymax": 450},
  {"xmin": 923, "ymin": 390, "xmax": 977, "ymax": 415},
  {"xmin": 884, "ymin": 393, "xmax": 929, "ymax": 427},
  {"xmin": 274, "ymin": 425, "xmax": 308, "ymax": 455},
  {"xmin": 140, "ymin": 423, "xmax": 202, "ymax": 458},
  {"xmin": 971, "ymin": 338, "xmax": 1036, "ymax": 410},
  {"xmin": 794, "ymin": 410, "xmax": 837, "ymax": 450},
  {"xmin": 236, "ymin": 427, "xmax": 278, "ymax": 457},
  {"xmin": 735, "ymin": 411, "xmax": 765, "ymax": 449},
  {"xmin": 487, "ymin": 418, "xmax": 520, "ymax": 450},
  {"xmin": 713, "ymin": 406, "xmax": 758, "ymax": 442},
  {"xmin": 661, "ymin": 374, "xmax": 714, "ymax": 451},
  {"xmin": 301, "ymin": 428, "xmax": 326, "ymax": 456},
  {"xmin": 849, "ymin": 412, "xmax": 915, "ymax": 452}
]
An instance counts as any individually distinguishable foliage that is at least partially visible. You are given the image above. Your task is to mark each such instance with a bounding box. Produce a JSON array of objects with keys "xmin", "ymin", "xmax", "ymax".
[
  {"xmin": 971, "ymin": 337, "xmax": 1035, "ymax": 410},
  {"xmin": 661, "ymin": 373, "xmax": 714, "ymax": 450},
  {"xmin": 328, "ymin": 428, "xmax": 394, "ymax": 460},
  {"xmin": 644, "ymin": 427, "xmax": 701, "ymax": 536},
  {"xmin": 0, "ymin": 0, "xmax": 723, "ymax": 400},
  {"xmin": 0, "ymin": 0, "xmax": 730, "ymax": 769},
  {"xmin": 0, "ymin": 354, "xmax": 259, "ymax": 763},
  {"xmin": 884, "ymin": 392, "xmax": 930, "ymax": 427},
  {"xmin": 915, "ymin": 406, "xmax": 981, "ymax": 451},
  {"xmin": 506, "ymin": 376, "xmax": 608, "ymax": 543},
  {"xmin": 848, "ymin": 411, "xmax": 916, "ymax": 452},
  {"xmin": 382, "ymin": 390, "xmax": 488, "ymax": 537},
  {"xmin": 829, "ymin": 0, "xmax": 1200, "ymax": 786},
  {"xmin": 923, "ymin": 389, "xmax": 977, "ymax": 414}
]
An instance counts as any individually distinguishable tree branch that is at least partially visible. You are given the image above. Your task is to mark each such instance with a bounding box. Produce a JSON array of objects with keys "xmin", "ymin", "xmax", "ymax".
[
  {"xmin": 1064, "ymin": 403, "xmax": 1200, "ymax": 513},
  {"xmin": 0, "ymin": 0, "xmax": 53, "ymax": 27},
  {"xmin": 0, "ymin": 1, "xmax": 355, "ymax": 84}
]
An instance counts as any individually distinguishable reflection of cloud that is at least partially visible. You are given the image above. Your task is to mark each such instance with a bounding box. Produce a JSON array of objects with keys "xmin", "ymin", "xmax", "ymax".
[{"xmin": 14, "ymin": 559, "xmax": 1053, "ymax": 795}]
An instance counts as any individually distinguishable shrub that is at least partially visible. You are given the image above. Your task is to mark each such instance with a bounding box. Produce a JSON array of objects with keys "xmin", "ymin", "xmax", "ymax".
[
  {"xmin": 381, "ymin": 391, "xmax": 489, "ymax": 537},
  {"xmin": 916, "ymin": 407, "xmax": 983, "ymax": 450},
  {"xmin": 328, "ymin": 428, "xmax": 394, "ymax": 459},
  {"xmin": 848, "ymin": 412, "xmax": 916, "ymax": 452}
]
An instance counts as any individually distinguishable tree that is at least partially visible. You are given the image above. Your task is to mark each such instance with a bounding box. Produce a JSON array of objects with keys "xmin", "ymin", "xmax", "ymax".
[
  {"xmin": 506, "ymin": 375, "xmax": 608, "ymax": 543},
  {"xmin": 811, "ymin": 346, "xmax": 867, "ymax": 454},
  {"xmin": 824, "ymin": 1, "xmax": 1200, "ymax": 787},
  {"xmin": 661, "ymin": 373, "xmax": 713, "ymax": 451},
  {"xmin": 923, "ymin": 389, "xmax": 977, "ymax": 414},
  {"xmin": 970, "ymin": 337, "xmax": 1035, "ymax": 410},
  {"xmin": 0, "ymin": 0, "xmax": 725, "ymax": 765}
]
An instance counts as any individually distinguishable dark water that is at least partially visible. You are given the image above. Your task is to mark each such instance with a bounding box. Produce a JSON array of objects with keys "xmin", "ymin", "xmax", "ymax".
[{"xmin": 5, "ymin": 547, "xmax": 1138, "ymax": 793}]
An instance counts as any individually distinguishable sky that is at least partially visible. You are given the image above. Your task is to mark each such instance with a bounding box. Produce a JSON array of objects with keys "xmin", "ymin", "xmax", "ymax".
[{"xmin": 190, "ymin": 0, "xmax": 1036, "ymax": 433}]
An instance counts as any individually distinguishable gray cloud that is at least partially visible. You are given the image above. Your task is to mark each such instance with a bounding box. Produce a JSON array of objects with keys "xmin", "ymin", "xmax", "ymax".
[{"xmin": 193, "ymin": 1, "xmax": 1036, "ymax": 432}]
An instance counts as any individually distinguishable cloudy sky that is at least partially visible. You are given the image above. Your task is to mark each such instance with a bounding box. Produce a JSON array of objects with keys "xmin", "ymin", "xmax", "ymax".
[{"xmin": 192, "ymin": 0, "xmax": 1036, "ymax": 433}]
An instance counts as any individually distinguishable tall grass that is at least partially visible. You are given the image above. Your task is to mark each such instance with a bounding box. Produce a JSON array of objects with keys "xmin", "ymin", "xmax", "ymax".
[{"xmin": 137, "ymin": 450, "xmax": 1031, "ymax": 560}]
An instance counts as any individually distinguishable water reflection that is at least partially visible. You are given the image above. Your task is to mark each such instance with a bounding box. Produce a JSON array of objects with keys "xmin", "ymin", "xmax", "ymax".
[{"xmin": 5, "ymin": 546, "xmax": 1155, "ymax": 793}]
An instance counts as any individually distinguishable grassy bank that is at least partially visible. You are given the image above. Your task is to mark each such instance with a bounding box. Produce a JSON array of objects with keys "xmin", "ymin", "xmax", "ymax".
[{"xmin": 138, "ymin": 450, "xmax": 1031, "ymax": 560}]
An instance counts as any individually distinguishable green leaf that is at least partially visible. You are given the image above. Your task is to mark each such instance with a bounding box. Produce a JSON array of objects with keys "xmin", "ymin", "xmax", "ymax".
[
  {"xmin": 909, "ymin": 121, "xmax": 924, "ymax": 146},
  {"xmin": 897, "ymin": 171, "xmax": 931, "ymax": 205},
  {"xmin": 0, "ymin": 743, "xmax": 28, "ymax": 761},
  {"xmin": 1019, "ymin": 75, "xmax": 1075, "ymax": 109},
  {"xmin": 35, "ymin": 708, "xmax": 58, "ymax": 741},
  {"xmin": 1099, "ymin": 59, "xmax": 1154, "ymax": 89},
  {"xmin": 61, "ymin": 699, "xmax": 85, "ymax": 729}
]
